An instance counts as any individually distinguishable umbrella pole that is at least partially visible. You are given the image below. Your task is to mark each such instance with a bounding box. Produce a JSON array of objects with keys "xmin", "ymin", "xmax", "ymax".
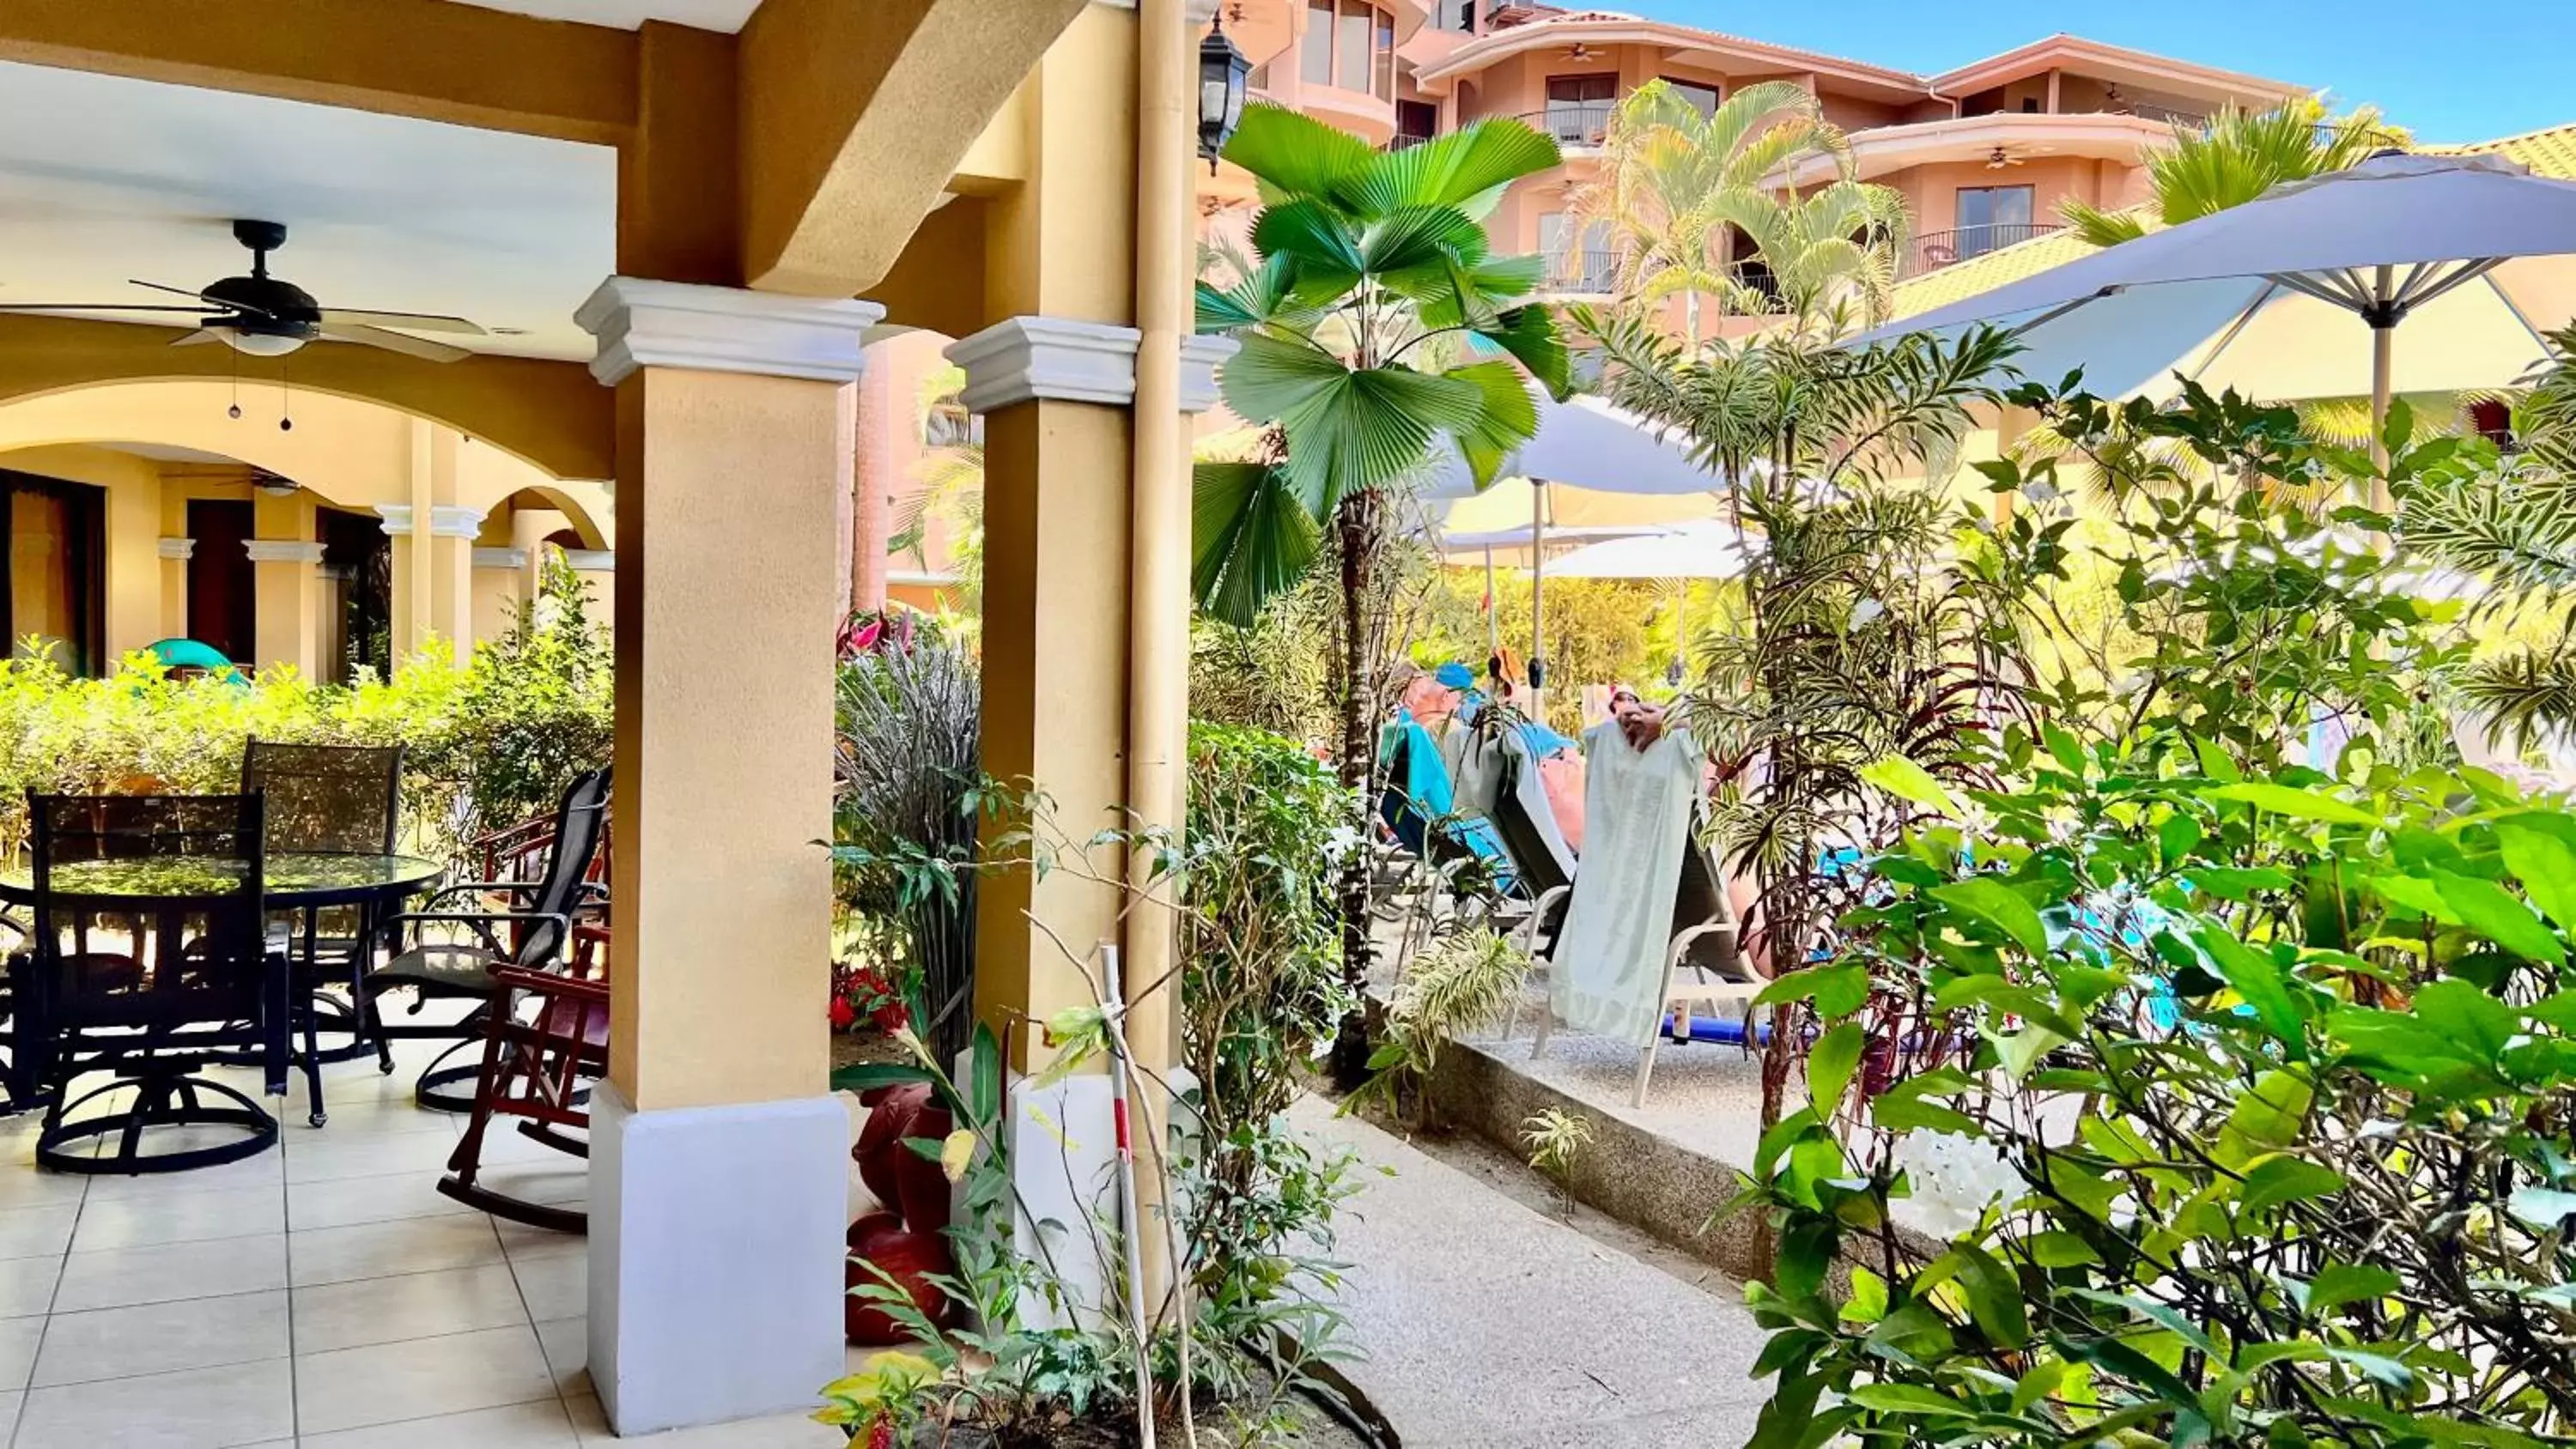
[
  {"xmin": 1484, "ymin": 545, "xmax": 1499, "ymax": 658},
  {"xmin": 1672, "ymin": 582, "xmax": 1687, "ymax": 687},
  {"xmin": 2367, "ymin": 264, "xmax": 2396, "ymax": 515},
  {"xmin": 1529, "ymin": 482, "xmax": 1547, "ymax": 716}
]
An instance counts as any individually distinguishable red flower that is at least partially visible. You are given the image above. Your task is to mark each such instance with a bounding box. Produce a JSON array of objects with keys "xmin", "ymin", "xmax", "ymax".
[
  {"xmin": 829, "ymin": 997, "xmax": 859, "ymax": 1032},
  {"xmin": 866, "ymin": 1416, "xmax": 895, "ymax": 1449}
]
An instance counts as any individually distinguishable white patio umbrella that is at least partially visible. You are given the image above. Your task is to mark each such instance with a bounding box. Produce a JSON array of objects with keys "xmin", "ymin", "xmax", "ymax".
[
  {"xmin": 1418, "ymin": 384, "xmax": 1725, "ymax": 689},
  {"xmin": 1544, "ymin": 521, "xmax": 1759, "ymax": 683},
  {"xmin": 1860, "ymin": 152, "xmax": 2576, "ymax": 491}
]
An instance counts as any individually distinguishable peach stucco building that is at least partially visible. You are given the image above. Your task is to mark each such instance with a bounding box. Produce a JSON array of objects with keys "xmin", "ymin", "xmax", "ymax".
[{"xmin": 845, "ymin": 7, "xmax": 2310, "ymax": 601}]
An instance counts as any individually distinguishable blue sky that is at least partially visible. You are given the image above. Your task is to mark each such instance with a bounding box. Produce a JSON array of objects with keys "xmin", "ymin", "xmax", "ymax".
[{"xmin": 1638, "ymin": 1, "xmax": 2576, "ymax": 144}]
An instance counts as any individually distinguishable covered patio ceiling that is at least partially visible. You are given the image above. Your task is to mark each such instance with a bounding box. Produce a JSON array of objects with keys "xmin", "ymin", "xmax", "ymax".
[{"xmin": 0, "ymin": 58, "xmax": 616, "ymax": 361}]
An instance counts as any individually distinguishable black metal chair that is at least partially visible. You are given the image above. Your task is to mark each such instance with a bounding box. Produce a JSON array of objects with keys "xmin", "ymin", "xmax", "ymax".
[
  {"xmin": 241, "ymin": 739, "xmax": 405, "ymax": 1126},
  {"xmin": 18, "ymin": 793, "xmax": 288, "ymax": 1174},
  {"xmin": 360, "ymin": 767, "xmax": 610, "ymax": 1112}
]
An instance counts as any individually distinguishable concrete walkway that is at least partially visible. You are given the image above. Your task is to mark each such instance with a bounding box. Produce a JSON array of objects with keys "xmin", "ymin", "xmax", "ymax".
[{"xmin": 1297, "ymin": 1102, "xmax": 1770, "ymax": 1449}]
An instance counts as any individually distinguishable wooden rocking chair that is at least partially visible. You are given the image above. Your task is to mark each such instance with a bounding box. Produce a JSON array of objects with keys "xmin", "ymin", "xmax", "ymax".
[{"xmin": 436, "ymin": 924, "xmax": 609, "ymax": 1233}]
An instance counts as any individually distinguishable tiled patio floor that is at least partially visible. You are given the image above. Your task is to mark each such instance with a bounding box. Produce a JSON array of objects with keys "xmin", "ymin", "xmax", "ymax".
[{"xmin": 0, "ymin": 1033, "xmax": 847, "ymax": 1447}]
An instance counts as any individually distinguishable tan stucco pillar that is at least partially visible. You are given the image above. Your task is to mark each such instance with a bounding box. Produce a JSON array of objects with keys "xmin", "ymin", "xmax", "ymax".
[
  {"xmin": 471, "ymin": 542, "xmax": 529, "ymax": 642},
  {"xmin": 247, "ymin": 490, "xmax": 323, "ymax": 679},
  {"xmin": 103, "ymin": 467, "xmax": 163, "ymax": 661},
  {"xmin": 425, "ymin": 506, "xmax": 481, "ymax": 661},
  {"xmin": 155, "ymin": 536, "xmax": 191, "ymax": 641},
  {"xmin": 574, "ymin": 276, "xmax": 881, "ymax": 1437}
]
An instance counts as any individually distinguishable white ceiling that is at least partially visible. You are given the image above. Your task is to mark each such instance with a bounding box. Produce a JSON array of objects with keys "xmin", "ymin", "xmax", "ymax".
[
  {"xmin": 439, "ymin": 0, "xmax": 763, "ymax": 32},
  {"xmin": 0, "ymin": 60, "xmax": 617, "ymax": 361}
]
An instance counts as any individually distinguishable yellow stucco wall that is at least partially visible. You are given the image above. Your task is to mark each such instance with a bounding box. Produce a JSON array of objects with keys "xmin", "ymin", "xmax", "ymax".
[{"xmin": 0, "ymin": 384, "xmax": 615, "ymax": 673}]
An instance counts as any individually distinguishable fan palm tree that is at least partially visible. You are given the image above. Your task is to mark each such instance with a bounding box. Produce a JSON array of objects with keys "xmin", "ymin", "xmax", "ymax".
[
  {"xmin": 2062, "ymin": 99, "xmax": 2407, "ymax": 247},
  {"xmin": 1191, "ymin": 102, "xmax": 1571, "ymax": 1082},
  {"xmin": 2398, "ymin": 325, "xmax": 2576, "ymax": 748},
  {"xmin": 1570, "ymin": 79, "xmax": 1902, "ymax": 336}
]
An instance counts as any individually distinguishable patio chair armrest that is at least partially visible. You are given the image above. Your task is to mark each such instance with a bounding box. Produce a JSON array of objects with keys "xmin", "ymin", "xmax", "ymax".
[
  {"xmin": 371, "ymin": 908, "xmax": 573, "ymax": 958},
  {"xmin": 1664, "ymin": 919, "xmax": 1741, "ymax": 977},
  {"xmin": 384, "ymin": 910, "xmax": 574, "ymax": 930},
  {"xmin": 1516, "ymin": 884, "xmax": 1571, "ymax": 958},
  {"xmin": 421, "ymin": 880, "xmax": 544, "ymax": 906},
  {"xmin": 493, "ymin": 964, "xmax": 610, "ymax": 1002}
]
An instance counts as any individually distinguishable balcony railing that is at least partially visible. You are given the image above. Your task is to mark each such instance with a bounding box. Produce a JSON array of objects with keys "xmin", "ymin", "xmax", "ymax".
[
  {"xmin": 1386, "ymin": 133, "xmax": 1435, "ymax": 152},
  {"xmin": 1521, "ymin": 102, "xmax": 1613, "ymax": 149},
  {"xmin": 2113, "ymin": 101, "xmax": 2208, "ymax": 128},
  {"xmin": 1900, "ymin": 222, "xmax": 2064, "ymax": 279},
  {"xmin": 1539, "ymin": 252, "xmax": 1789, "ymax": 305},
  {"xmin": 1540, "ymin": 248, "xmax": 1619, "ymax": 294}
]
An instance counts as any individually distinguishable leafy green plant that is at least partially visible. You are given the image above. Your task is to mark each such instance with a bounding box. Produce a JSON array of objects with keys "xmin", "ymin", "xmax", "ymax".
[
  {"xmin": 1570, "ymin": 77, "xmax": 1905, "ymax": 336},
  {"xmin": 830, "ymin": 617, "xmax": 990, "ymax": 1066},
  {"xmin": 2399, "ymin": 323, "xmax": 2576, "ymax": 749},
  {"xmin": 1522, "ymin": 1107, "xmax": 1593, "ymax": 1221},
  {"xmin": 2061, "ymin": 100, "xmax": 2407, "ymax": 247},
  {"xmin": 1581, "ymin": 312, "xmax": 2021, "ymax": 1138},
  {"xmin": 1346, "ymin": 924, "xmax": 1525, "ymax": 1130},
  {"xmin": 1740, "ymin": 744, "xmax": 2576, "ymax": 1449},
  {"xmin": 1192, "ymin": 100, "xmax": 1571, "ymax": 1086},
  {"xmin": 0, "ymin": 555, "xmax": 609, "ymax": 864}
]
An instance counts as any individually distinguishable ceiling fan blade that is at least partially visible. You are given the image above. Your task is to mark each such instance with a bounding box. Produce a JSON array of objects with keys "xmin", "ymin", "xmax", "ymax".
[
  {"xmin": 319, "ymin": 319, "xmax": 470, "ymax": 363},
  {"xmin": 0, "ymin": 302, "xmax": 222, "ymax": 313},
  {"xmin": 131, "ymin": 277, "xmax": 282, "ymax": 318},
  {"xmin": 318, "ymin": 308, "xmax": 486, "ymax": 336},
  {"xmin": 170, "ymin": 329, "xmax": 225, "ymax": 348}
]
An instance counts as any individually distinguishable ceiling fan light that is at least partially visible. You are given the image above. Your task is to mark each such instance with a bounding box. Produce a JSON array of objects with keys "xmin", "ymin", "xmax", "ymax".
[{"xmin": 219, "ymin": 329, "xmax": 305, "ymax": 358}]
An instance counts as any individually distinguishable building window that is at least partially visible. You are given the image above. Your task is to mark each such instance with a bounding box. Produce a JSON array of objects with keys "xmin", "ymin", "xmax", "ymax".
[
  {"xmin": 1302, "ymin": 0, "xmax": 1332, "ymax": 85},
  {"xmin": 1544, "ymin": 73, "xmax": 1616, "ymax": 146},
  {"xmin": 1304, "ymin": 0, "xmax": 1395, "ymax": 98},
  {"xmin": 1336, "ymin": 0, "xmax": 1370, "ymax": 94},
  {"xmin": 1955, "ymin": 185, "xmax": 2036, "ymax": 257},
  {"xmin": 1662, "ymin": 78, "xmax": 1722, "ymax": 119},
  {"xmin": 1430, "ymin": 0, "xmax": 1474, "ymax": 32},
  {"xmin": 1, "ymin": 470, "xmax": 104, "ymax": 676},
  {"xmin": 1396, "ymin": 100, "xmax": 1438, "ymax": 146},
  {"xmin": 1249, "ymin": 58, "xmax": 1271, "ymax": 92}
]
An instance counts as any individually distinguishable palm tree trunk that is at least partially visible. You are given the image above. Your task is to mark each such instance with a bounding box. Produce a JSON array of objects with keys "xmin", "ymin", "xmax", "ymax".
[{"xmin": 1328, "ymin": 488, "xmax": 1387, "ymax": 1088}]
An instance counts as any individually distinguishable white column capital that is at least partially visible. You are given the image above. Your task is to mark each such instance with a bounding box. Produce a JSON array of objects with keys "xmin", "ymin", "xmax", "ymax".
[
  {"xmin": 472, "ymin": 546, "xmax": 531, "ymax": 570},
  {"xmin": 562, "ymin": 549, "xmax": 616, "ymax": 572},
  {"xmin": 377, "ymin": 505, "xmax": 486, "ymax": 538},
  {"xmin": 1179, "ymin": 334, "xmax": 1241, "ymax": 414},
  {"xmin": 575, "ymin": 276, "xmax": 886, "ymax": 388},
  {"xmin": 242, "ymin": 540, "xmax": 326, "ymax": 565},
  {"xmin": 156, "ymin": 537, "xmax": 195, "ymax": 561},
  {"xmin": 945, "ymin": 316, "xmax": 1144, "ymax": 413}
]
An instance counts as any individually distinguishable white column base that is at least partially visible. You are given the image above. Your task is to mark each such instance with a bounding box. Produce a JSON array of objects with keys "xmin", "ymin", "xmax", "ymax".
[{"xmin": 590, "ymin": 1082, "xmax": 847, "ymax": 1436}]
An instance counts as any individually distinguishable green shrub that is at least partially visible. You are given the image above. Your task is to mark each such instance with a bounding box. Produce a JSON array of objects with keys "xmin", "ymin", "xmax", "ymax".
[
  {"xmin": 1740, "ymin": 745, "xmax": 2576, "ymax": 1449},
  {"xmin": 0, "ymin": 559, "xmax": 611, "ymax": 863}
]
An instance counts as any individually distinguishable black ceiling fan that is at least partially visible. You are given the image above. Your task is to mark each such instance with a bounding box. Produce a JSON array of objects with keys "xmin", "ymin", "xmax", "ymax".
[{"xmin": 0, "ymin": 218, "xmax": 486, "ymax": 362}]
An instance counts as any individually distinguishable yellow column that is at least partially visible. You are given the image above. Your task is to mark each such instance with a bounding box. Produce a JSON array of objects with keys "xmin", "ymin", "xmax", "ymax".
[
  {"xmin": 470, "ymin": 539, "xmax": 528, "ymax": 644},
  {"xmin": 423, "ymin": 499, "xmax": 482, "ymax": 664},
  {"xmin": 574, "ymin": 276, "xmax": 880, "ymax": 1436},
  {"xmin": 246, "ymin": 490, "xmax": 323, "ymax": 678},
  {"xmin": 960, "ymin": 0, "xmax": 1142, "ymax": 1065},
  {"xmin": 103, "ymin": 468, "xmax": 162, "ymax": 661},
  {"xmin": 157, "ymin": 486, "xmax": 190, "ymax": 640}
]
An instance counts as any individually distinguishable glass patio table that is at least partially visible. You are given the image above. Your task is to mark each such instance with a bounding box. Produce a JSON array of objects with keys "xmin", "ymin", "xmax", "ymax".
[
  {"xmin": 0, "ymin": 851, "xmax": 442, "ymax": 910},
  {"xmin": 0, "ymin": 851, "xmax": 444, "ymax": 1101}
]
